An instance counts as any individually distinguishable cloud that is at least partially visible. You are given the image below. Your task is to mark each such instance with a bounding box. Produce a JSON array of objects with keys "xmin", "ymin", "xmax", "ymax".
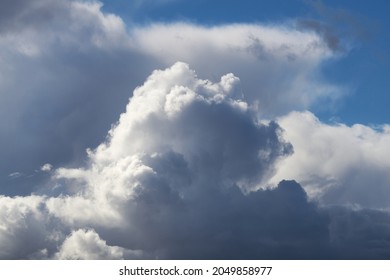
[
  {"xmin": 0, "ymin": 195, "xmax": 58, "ymax": 259},
  {"xmin": 296, "ymin": 0, "xmax": 380, "ymax": 55},
  {"xmin": 47, "ymin": 61, "xmax": 292, "ymax": 228},
  {"xmin": 2, "ymin": 62, "xmax": 306, "ymax": 259},
  {"xmin": 0, "ymin": 62, "xmax": 389, "ymax": 259},
  {"xmin": 8, "ymin": 172, "xmax": 24, "ymax": 179},
  {"xmin": 132, "ymin": 23, "xmax": 344, "ymax": 116},
  {"xmin": 0, "ymin": 0, "xmax": 70, "ymax": 34},
  {"xmin": 306, "ymin": 0, "xmax": 375, "ymax": 43},
  {"xmin": 297, "ymin": 19, "xmax": 343, "ymax": 51},
  {"xmin": 270, "ymin": 111, "xmax": 390, "ymax": 208},
  {"xmin": 0, "ymin": 0, "xmax": 154, "ymax": 195},
  {"xmin": 42, "ymin": 63, "xmax": 390, "ymax": 259},
  {"xmin": 327, "ymin": 207, "xmax": 390, "ymax": 259},
  {"xmin": 54, "ymin": 229, "xmax": 144, "ymax": 259},
  {"xmin": 41, "ymin": 164, "xmax": 53, "ymax": 172}
]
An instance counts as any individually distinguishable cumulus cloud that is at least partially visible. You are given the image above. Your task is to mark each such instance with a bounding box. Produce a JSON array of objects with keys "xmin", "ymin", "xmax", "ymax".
[
  {"xmin": 46, "ymin": 61, "xmax": 291, "ymax": 231},
  {"xmin": 2, "ymin": 62, "xmax": 302, "ymax": 259},
  {"xmin": 0, "ymin": 195, "xmax": 57, "ymax": 259},
  {"xmin": 0, "ymin": 62, "xmax": 389, "ymax": 259},
  {"xmin": 270, "ymin": 111, "xmax": 390, "ymax": 208},
  {"xmin": 54, "ymin": 229, "xmax": 144, "ymax": 259}
]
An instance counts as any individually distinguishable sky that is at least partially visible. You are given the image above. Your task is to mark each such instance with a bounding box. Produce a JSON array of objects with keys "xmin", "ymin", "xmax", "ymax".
[{"xmin": 0, "ymin": 0, "xmax": 390, "ymax": 259}]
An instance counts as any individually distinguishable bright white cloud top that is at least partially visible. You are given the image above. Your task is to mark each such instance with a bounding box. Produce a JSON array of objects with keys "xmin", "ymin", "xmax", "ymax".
[
  {"xmin": 132, "ymin": 22, "xmax": 344, "ymax": 116},
  {"xmin": 0, "ymin": 0, "xmax": 389, "ymax": 259}
]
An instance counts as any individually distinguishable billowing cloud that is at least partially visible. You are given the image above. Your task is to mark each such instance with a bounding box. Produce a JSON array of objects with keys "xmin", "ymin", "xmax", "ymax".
[
  {"xmin": 54, "ymin": 229, "xmax": 144, "ymax": 259},
  {"xmin": 45, "ymin": 62, "xmax": 295, "ymax": 257},
  {"xmin": 0, "ymin": 195, "xmax": 58, "ymax": 259},
  {"xmin": 0, "ymin": 62, "xmax": 389, "ymax": 259},
  {"xmin": 270, "ymin": 111, "xmax": 390, "ymax": 208}
]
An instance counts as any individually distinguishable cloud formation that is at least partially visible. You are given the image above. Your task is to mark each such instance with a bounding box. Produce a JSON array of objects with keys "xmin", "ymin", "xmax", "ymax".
[
  {"xmin": 43, "ymin": 62, "xmax": 309, "ymax": 258},
  {"xmin": 1, "ymin": 62, "xmax": 390, "ymax": 259},
  {"xmin": 0, "ymin": 195, "xmax": 55, "ymax": 259},
  {"xmin": 54, "ymin": 229, "xmax": 144, "ymax": 260},
  {"xmin": 270, "ymin": 111, "xmax": 390, "ymax": 208}
]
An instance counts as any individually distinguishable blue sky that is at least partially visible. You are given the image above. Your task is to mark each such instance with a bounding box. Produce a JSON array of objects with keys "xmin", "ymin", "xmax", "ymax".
[{"xmin": 1, "ymin": 0, "xmax": 390, "ymax": 259}]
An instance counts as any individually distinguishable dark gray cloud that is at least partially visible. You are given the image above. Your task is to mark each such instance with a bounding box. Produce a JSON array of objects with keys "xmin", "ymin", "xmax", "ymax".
[
  {"xmin": 0, "ymin": 0, "xmax": 162, "ymax": 195},
  {"xmin": 299, "ymin": 0, "xmax": 377, "ymax": 51},
  {"xmin": 114, "ymin": 179, "xmax": 332, "ymax": 259},
  {"xmin": 3, "ymin": 179, "xmax": 390, "ymax": 259},
  {"xmin": 0, "ymin": 0, "xmax": 71, "ymax": 33},
  {"xmin": 328, "ymin": 207, "xmax": 390, "ymax": 259},
  {"xmin": 297, "ymin": 19, "xmax": 343, "ymax": 51}
]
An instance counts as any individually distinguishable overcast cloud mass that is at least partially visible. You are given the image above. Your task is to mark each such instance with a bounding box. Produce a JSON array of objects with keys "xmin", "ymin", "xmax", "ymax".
[{"xmin": 1, "ymin": 0, "xmax": 390, "ymax": 259}]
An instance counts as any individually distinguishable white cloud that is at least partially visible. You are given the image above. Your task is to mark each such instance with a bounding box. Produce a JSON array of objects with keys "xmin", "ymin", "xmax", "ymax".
[
  {"xmin": 132, "ymin": 23, "xmax": 344, "ymax": 116},
  {"xmin": 68, "ymin": 1, "xmax": 131, "ymax": 49},
  {"xmin": 8, "ymin": 172, "xmax": 23, "ymax": 179},
  {"xmin": 54, "ymin": 229, "xmax": 142, "ymax": 259},
  {"xmin": 0, "ymin": 195, "xmax": 56, "ymax": 259},
  {"xmin": 40, "ymin": 163, "xmax": 52, "ymax": 172},
  {"xmin": 270, "ymin": 111, "xmax": 390, "ymax": 208}
]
